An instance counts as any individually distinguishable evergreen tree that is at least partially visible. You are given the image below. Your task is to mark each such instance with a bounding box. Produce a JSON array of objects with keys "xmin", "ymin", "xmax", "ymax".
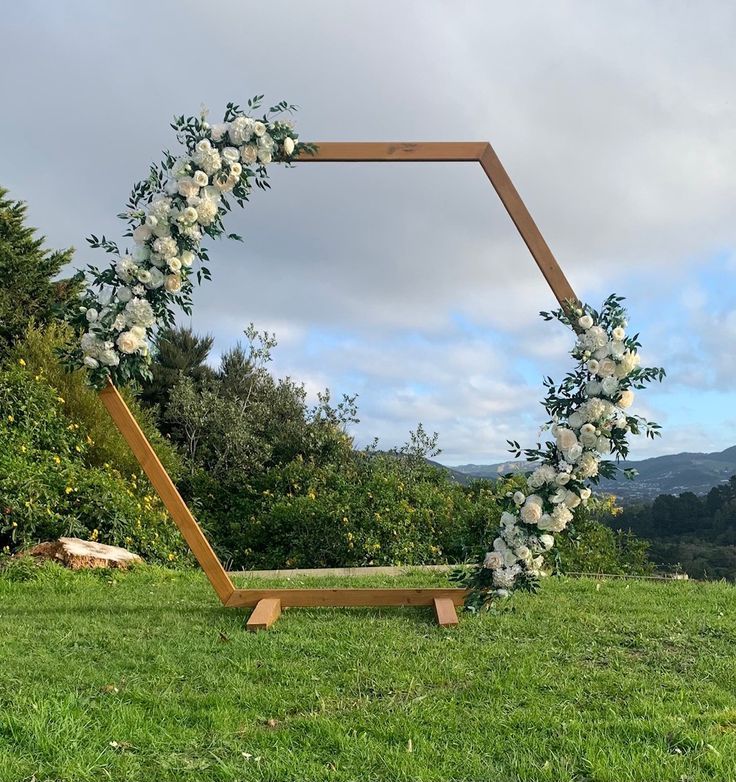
[
  {"xmin": 0, "ymin": 186, "xmax": 77, "ymax": 355},
  {"xmin": 139, "ymin": 326, "xmax": 215, "ymax": 412}
]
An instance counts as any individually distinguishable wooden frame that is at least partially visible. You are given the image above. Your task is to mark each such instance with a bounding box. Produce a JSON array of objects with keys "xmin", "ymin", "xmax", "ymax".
[{"xmin": 99, "ymin": 141, "xmax": 578, "ymax": 630}]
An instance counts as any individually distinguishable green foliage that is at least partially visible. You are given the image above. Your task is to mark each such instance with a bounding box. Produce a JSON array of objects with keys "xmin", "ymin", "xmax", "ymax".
[
  {"xmin": 0, "ymin": 363, "xmax": 188, "ymax": 564},
  {"xmin": 10, "ymin": 323, "xmax": 184, "ymax": 482},
  {"xmin": 555, "ymin": 494, "xmax": 654, "ymax": 575},
  {"xmin": 612, "ymin": 477, "xmax": 736, "ymax": 579},
  {"xmin": 138, "ymin": 326, "xmax": 215, "ymax": 414},
  {"xmin": 0, "ymin": 186, "xmax": 80, "ymax": 356}
]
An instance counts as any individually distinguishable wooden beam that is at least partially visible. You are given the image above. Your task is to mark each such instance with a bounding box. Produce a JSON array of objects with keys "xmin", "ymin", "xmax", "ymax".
[
  {"xmin": 478, "ymin": 143, "xmax": 578, "ymax": 309},
  {"xmin": 246, "ymin": 598, "xmax": 282, "ymax": 632},
  {"xmin": 98, "ymin": 382, "xmax": 235, "ymax": 605},
  {"xmin": 226, "ymin": 587, "xmax": 467, "ymax": 608},
  {"xmin": 433, "ymin": 597, "xmax": 459, "ymax": 627},
  {"xmin": 297, "ymin": 141, "xmax": 487, "ymax": 162}
]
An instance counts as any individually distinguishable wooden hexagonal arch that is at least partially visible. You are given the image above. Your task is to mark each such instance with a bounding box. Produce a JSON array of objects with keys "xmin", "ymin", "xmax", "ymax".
[{"xmin": 99, "ymin": 141, "xmax": 578, "ymax": 630}]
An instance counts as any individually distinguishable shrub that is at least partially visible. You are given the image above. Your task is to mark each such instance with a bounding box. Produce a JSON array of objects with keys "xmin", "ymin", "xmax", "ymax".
[
  {"xmin": 0, "ymin": 363, "xmax": 188, "ymax": 564},
  {"xmin": 10, "ymin": 323, "xmax": 184, "ymax": 482}
]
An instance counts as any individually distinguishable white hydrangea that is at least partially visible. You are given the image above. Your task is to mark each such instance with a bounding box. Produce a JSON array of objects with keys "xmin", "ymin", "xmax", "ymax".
[{"xmin": 124, "ymin": 297, "xmax": 155, "ymax": 328}]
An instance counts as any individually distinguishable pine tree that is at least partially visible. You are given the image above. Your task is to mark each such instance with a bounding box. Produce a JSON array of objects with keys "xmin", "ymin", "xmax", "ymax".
[
  {"xmin": 0, "ymin": 186, "xmax": 77, "ymax": 355},
  {"xmin": 139, "ymin": 326, "xmax": 215, "ymax": 412}
]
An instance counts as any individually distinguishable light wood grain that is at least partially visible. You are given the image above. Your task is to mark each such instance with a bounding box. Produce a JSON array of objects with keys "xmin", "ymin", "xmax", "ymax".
[
  {"xmin": 98, "ymin": 381, "xmax": 234, "ymax": 604},
  {"xmin": 246, "ymin": 598, "xmax": 282, "ymax": 631},
  {"xmin": 225, "ymin": 588, "xmax": 468, "ymax": 608},
  {"xmin": 433, "ymin": 597, "xmax": 459, "ymax": 627},
  {"xmin": 297, "ymin": 141, "xmax": 487, "ymax": 162},
  {"xmin": 478, "ymin": 144, "xmax": 578, "ymax": 309}
]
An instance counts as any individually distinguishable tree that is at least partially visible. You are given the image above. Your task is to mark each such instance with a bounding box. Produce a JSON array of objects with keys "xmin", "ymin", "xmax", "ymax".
[
  {"xmin": 139, "ymin": 326, "xmax": 215, "ymax": 413},
  {"xmin": 0, "ymin": 186, "xmax": 78, "ymax": 355}
]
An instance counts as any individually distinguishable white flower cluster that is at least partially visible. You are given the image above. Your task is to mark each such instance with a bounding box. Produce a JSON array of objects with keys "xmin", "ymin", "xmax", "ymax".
[
  {"xmin": 481, "ymin": 310, "xmax": 640, "ymax": 593},
  {"xmin": 79, "ymin": 107, "xmax": 299, "ymax": 375}
]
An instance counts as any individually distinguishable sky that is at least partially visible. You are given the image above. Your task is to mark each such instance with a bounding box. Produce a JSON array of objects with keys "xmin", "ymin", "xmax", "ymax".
[{"xmin": 2, "ymin": 1, "xmax": 736, "ymax": 465}]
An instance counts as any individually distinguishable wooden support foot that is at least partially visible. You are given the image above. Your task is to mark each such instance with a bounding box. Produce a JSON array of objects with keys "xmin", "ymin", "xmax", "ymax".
[
  {"xmin": 433, "ymin": 597, "xmax": 459, "ymax": 627},
  {"xmin": 246, "ymin": 598, "xmax": 282, "ymax": 632}
]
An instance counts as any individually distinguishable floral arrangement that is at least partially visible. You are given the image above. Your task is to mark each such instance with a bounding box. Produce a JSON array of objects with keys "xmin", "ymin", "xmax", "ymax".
[
  {"xmin": 455, "ymin": 295, "xmax": 665, "ymax": 610},
  {"xmin": 60, "ymin": 97, "xmax": 312, "ymax": 388}
]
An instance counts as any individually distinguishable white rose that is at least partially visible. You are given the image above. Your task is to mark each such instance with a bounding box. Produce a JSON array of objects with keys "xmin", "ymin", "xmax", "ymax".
[
  {"xmin": 550, "ymin": 488, "xmax": 567, "ymax": 504},
  {"xmin": 601, "ymin": 376, "xmax": 619, "ymax": 396},
  {"xmin": 193, "ymin": 170, "xmax": 208, "ymax": 187},
  {"xmin": 596, "ymin": 435, "xmax": 611, "ymax": 453},
  {"xmin": 568, "ymin": 411, "xmax": 584, "ymax": 430},
  {"xmin": 580, "ymin": 423, "xmax": 596, "ymax": 436},
  {"xmin": 116, "ymin": 330, "xmax": 140, "ymax": 354},
  {"xmin": 567, "ymin": 444, "xmax": 583, "ymax": 462},
  {"xmin": 551, "ymin": 504, "xmax": 573, "ymax": 530},
  {"xmin": 116, "ymin": 286, "xmax": 133, "ymax": 303},
  {"xmin": 136, "ymin": 269, "xmax": 152, "ymax": 284},
  {"xmin": 612, "ymin": 326, "xmax": 625, "ymax": 341},
  {"xmin": 555, "ymin": 471, "xmax": 570, "ymax": 486},
  {"xmin": 618, "ymin": 389, "xmax": 635, "ymax": 409},
  {"xmin": 283, "ymin": 137, "xmax": 295, "ymax": 156},
  {"xmin": 147, "ymin": 268, "xmax": 164, "ymax": 289},
  {"xmin": 579, "ymin": 487, "xmax": 592, "ymax": 501},
  {"xmin": 229, "ymin": 162, "xmax": 242, "ymax": 178},
  {"xmin": 153, "ymin": 236, "xmax": 178, "ymax": 258},
  {"xmin": 483, "ymin": 551, "xmax": 504, "ymax": 570},
  {"xmin": 84, "ymin": 308, "xmax": 98, "ymax": 322},
  {"xmin": 180, "ymin": 250, "xmax": 194, "ymax": 267},
  {"xmin": 83, "ymin": 356, "xmax": 99, "ymax": 369},
  {"xmin": 253, "ymin": 121, "xmax": 266, "ymax": 137},
  {"xmin": 164, "ymin": 274, "xmax": 182, "ymax": 293},
  {"xmin": 112, "ymin": 313, "xmax": 127, "ymax": 331},
  {"xmin": 129, "ymin": 325, "xmax": 146, "ymax": 340},
  {"xmin": 578, "ymin": 314, "xmax": 593, "ymax": 329},
  {"xmin": 520, "ymin": 500, "xmax": 543, "ymax": 525},
  {"xmin": 168, "ymin": 257, "xmax": 182, "ymax": 272},
  {"xmin": 99, "ymin": 349, "xmax": 119, "ymax": 367},
  {"xmin": 515, "ymin": 545, "xmax": 532, "ymax": 562},
  {"xmin": 210, "ymin": 122, "xmax": 229, "ymax": 141},
  {"xmin": 178, "ymin": 177, "xmax": 200, "ymax": 199},
  {"xmin": 587, "ymin": 359, "xmax": 600, "ymax": 374},
  {"xmin": 580, "ymin": 430, "xmax": 598, "ymax": 448},
  {"xmin": 513, "ymin": 491, "xmax": 525, "ymax": 506},
  {"xmin": 564, "ymin": 490, "xmax": 582, "ymax": 508},
  {"xmin": 598, "ymin": 358, "xmax": 617, "ymax": 377},
  {"xmin": 609, "ymin": 340, "xmax": 625, "ymax": 359},
  {"xmin": 501, "ymin": 511, "xmax": 517, "ymax": 526},
  {"xmin": 241, "ymin": 144, "xmax": 258, "ymax": 164},
  {"xmin": 556, "ymin": 428, "xmax": 578, "ymax": 452},
  {"xmin": 257, "ymin": 148, "xmax": 272, "ymax": 164},
  {"xmin": 132, "ymin": 225, "xmax": 152, "ymax": 244},
  {"xmin": 539, "ymin": 534, "xmax": 555, "ymax": 551},
  {"xmin": 222, "ymin": 146, "xmax": 240, "ymax": 163}
]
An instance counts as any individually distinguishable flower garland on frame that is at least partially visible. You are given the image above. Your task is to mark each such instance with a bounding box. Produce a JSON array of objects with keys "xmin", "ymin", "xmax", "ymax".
[
  {"xmin": 455, "ymin": 295, "xmax": 665, "ymax": 610},
  {"xmin": 60, "ymin": 97, "xmax": 313, "ymax": 388}
]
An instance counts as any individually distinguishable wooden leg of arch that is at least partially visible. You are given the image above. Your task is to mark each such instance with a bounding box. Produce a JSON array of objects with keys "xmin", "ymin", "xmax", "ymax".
[
  {"xmin": 433, "ymin": 597, "xmax": 459, "ymax": 628},
  {"xmin": 246, "ymin": 598, "xmax": 282, "ymax": 632}
]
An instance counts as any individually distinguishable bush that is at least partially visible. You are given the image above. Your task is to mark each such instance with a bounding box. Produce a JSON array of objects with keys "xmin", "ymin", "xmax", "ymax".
[
  {"xmin": 0, "ymin": 363, "xmax": 188, "ymax": 564},
  {"xmin": 184, "ymin": 451, "xmax": 506, "ymax": 570},
  {"xmin": 10, "ymin": 323, "xmax": 184, "ymax": 481}
]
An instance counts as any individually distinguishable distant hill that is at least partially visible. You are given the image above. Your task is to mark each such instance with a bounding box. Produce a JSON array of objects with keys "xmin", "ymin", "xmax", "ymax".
[{"xmin": 443, "ymin": 446, "xmax": 736, "ymax": 503}]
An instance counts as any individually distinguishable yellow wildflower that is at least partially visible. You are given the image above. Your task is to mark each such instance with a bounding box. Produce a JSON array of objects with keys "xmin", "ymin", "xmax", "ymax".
[
  {"xmin": 56, "ymin": 397, "xmax": 65, "ymax": 404},
  {"xmin": 167, "ymin": 553, "xmax": 176, "ymax": 561},
  {"xmin": 18, "ymin": 358, "xmax": 26, "ymax": 367},
  {"xmin": 65, "ymin": 486, "xmax": 73, "ymax": 494},
  {"xmin": 53, "ymin": 455, "xmax": 61, "ymax": 465},
  {"xmin": 7, "ymin": 415, "xmax": 14, "ymax": 423},
  {"xmin": 90, "ymin": 529, "xmax": 99, "ymax": 542}
]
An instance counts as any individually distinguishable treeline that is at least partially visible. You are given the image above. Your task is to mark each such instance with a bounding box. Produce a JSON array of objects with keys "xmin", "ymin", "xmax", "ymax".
[
  {"xmin": 607, "ymin": 477, "xmax": 736, "ymax": 580},
  {"xmin": 0, "ymin": 184, "xmax": 652, "ymax": 576}
]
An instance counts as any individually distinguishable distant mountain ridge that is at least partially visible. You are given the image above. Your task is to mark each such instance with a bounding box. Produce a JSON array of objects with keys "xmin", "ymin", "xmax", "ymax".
[{"xmin": 441, "ymin": 446, "xmax": 736, "ymax": 503}]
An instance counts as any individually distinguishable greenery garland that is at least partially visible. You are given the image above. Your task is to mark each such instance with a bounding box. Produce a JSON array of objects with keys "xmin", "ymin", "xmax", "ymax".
[
  {"xmin": 455, "ymin": 295, "xmax": 665, "ymax": 609},
  {"xmin": 60, "ymin": 97, "xmax": 313, "ymax": 388}
]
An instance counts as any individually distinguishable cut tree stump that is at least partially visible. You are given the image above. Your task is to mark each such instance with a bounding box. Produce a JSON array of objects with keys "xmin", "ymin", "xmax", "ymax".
[
  {"xmin": 246, "ymin": 598, "xmax": 282, "ymax": 632},
  {"xmin": 29, "ymin": 537, "xmax": 142, "ymax": 570},
  {"xmin": 433, "ymin": 597, "xmax": 459, "ymax": 627}
]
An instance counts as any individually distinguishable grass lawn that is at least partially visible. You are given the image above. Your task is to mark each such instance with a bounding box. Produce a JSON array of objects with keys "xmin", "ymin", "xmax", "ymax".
[{"xmin": 1, "ymin": 565, "xmax": 736, "ymax": 781}]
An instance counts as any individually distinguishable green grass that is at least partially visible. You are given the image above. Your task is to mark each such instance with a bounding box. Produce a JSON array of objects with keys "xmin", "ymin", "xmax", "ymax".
[{"xmin": 1, "ymin": 565, "xmax": 736, "ymax": 781}]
